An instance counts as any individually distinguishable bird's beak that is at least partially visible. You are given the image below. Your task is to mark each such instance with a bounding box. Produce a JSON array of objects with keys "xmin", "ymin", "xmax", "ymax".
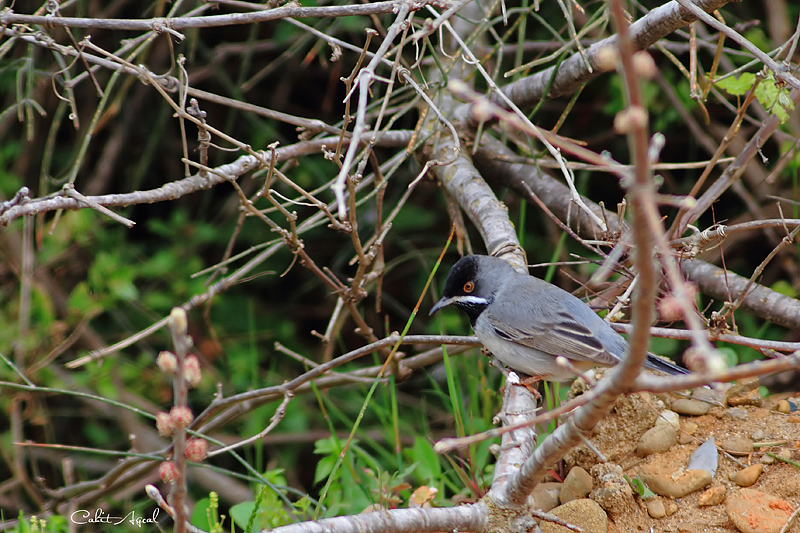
[{"xmin": 429, "ymin": 296, "xmax": 455, "ymax": 316}]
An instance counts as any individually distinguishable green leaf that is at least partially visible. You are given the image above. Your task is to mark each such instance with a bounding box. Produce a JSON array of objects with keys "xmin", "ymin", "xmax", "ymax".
[
  {"xmin": 314, "ymin": 453, "xmax": 338, "ymax": 485},
  {"xmin": 88, "ymin": 251, "xmax": 139, "ymax": 302},
  {"xmin": 190, "ymin": 497, "xmax": 212, "ymax": 530},
  {"xmin": 755, "ymin": 72, "xmax": 794, "ymax": 124},
  {"xmin": 230, "ymin": 501, "xmax": 257, "ymax": 531},
  {"xmin": 407, "ymin": 437, "xmax": 441, "ymax": 482},
  {"xmin": 231, "ymin": 489, "xmax": 292, "ymax": 531},
  {"xmin": 292, "ymin": 495, "xmax": 314, "ymax": 518},
  {"xmin": 626, "ymin": 475, "xmax": 656, "ymax": 500},
  {"xmin": 108, "ymin": 275, "xmax": 139, "ymax": 301},
  {"xmin": 716, "ymin": 73, "xmax": 756, "ymax": 96},
  {"xmin": 67, "ymin": 282, "xmax": 101, "ymax": 317}
]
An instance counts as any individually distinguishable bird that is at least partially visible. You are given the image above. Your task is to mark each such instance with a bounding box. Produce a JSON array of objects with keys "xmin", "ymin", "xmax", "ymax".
[{"xmin": 429, "ymin": 254, "xmax": 688, "ymax": 382}]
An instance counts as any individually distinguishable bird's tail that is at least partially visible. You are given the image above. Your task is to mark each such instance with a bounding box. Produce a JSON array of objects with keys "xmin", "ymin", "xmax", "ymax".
[{"xmin": 644, "ymin": 353, "xmax": 689, "ymax": 375}]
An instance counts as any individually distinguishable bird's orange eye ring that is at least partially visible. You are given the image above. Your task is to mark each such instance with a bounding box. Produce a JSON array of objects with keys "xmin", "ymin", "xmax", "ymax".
[{"xmin": 463, "ymin": 281, "xmax": 475, "ymax": 293}]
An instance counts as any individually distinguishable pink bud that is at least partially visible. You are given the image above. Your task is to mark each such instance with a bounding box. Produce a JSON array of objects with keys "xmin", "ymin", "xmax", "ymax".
[
  {"xmin": 184, "ymin": 354, "xmax": 202, "ymax": 388},
  {"xmin": 169, "ymin": 406, "xmax": 194, "ymax": 429},
  {"xmin": 185, "ymin": 438, "xmax": 208, "ymax": 461},
  {"xmin": 156, "ymin": 351, "xmax": 178, "ymax": 374},
  {"xmin": 156, "ymin": 411, "xmax": 173, "ymax": 437},
  {"xmin": 159, "ymin": 461, "xmax": 179, "ymax": 484}
]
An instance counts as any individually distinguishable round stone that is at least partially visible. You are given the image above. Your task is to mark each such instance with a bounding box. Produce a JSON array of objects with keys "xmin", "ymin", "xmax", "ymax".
[{"xmin": 725, "ymin": 489, "xmax": 793, "ymax": 533}]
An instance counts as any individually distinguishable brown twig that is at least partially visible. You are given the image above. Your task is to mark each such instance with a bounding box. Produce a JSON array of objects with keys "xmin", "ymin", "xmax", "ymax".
[{"xmin": 1, "ymin": 2, "xmax": 402, "ymax": 31}]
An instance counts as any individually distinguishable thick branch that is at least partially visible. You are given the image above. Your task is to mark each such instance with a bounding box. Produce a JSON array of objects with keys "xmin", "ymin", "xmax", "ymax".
[
  {"xmin": 422, "ymin": 101, "xmax": 525, "ymax": 269},
  {"xmin": 489, "ymin": 372, "xmax": 620, "ymax": 507},
  {"xmin": 1, "ymin": 2, "xmax": 400, "ymax": 30},
  {"xmin": 472, "ymin": 137, "xmax": 800, "ymax": 331},
  {"xmin": 266, "ymin": 504, "xmax": 489, "ymax": 533},
  {"xmin": 473, "ymin": 136, "xmax": 619, "ymax": 237},
  {"xmin": 495, "ymin": 0, "xmax": 735, "ymax": 110},
  {"xmin": 0, "ymin": 133, "xmax": 411, "ymax": 226},
  {"xmin": 419, "ymin": 81, "xmax": 535, "ymax": 509},
  {"xmin": 680, "ymin": 258, "xmax": 800, "ymax": 330}
]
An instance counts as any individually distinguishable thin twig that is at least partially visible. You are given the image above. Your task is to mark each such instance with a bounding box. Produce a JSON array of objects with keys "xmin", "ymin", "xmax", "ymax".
[{"xmin": 61, "ymin": 184, "xmax": 136, "ymax": 227}]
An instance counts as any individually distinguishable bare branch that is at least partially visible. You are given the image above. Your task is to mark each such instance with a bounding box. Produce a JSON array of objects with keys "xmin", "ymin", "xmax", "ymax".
[
  {"xmin": 496, "ymin": 0, "xmax": 736, "ymax": 109},
  {"xmin": 268, "ymin": 503, "xmax": 489, "ymax": 533},
  {"xmin": 0, "ymin": 134, "xmax": 411, "ymax": 227},
  {"xmin": 473, "ymin": 138, "xmax": 800, "ymax": 331},
  {"xmin": 1, "ymin": 2, "xmax": 401, "ymax": 31}
]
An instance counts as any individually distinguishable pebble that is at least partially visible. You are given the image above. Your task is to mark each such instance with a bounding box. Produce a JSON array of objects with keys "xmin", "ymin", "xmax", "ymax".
[
  {"xmin": 789, "ymin": 415, "xmax": 800, "ymax": 424},
  {"xmin": 664, "ymin": 499, "xmax": 678, "ymax": 516},
  {"xmin": 751, "ymin": 429, "xmax": 766, "ymax": 441},
  {"xmin": 729, "ymin": 389, "xmax": 763, "ymax": 407},
  {"xmin": 731, "ymin": 464, "xmax": 763, "ymax": 487},
  {"xmin": 727, "ymin": 407, "xmax": 749, "ymax": 421},
  {"xmin": 719, "ymin": 436, "xmax": 754, "ymax": 455},
  {"xmin": 637, "ymin": 465, "xmax": 712, "ymax": 498},
  {"xmin": 725, "ymin": 378, "xmax": 763, "ymax": 407},
  {"xmin": 532, "ymin": 482, "xmax": 562, "ymax": 512},
  {"xmin": 725, "ymin": 489, "xmax": 793, "ymax": 533},
  {"xmin": 774, "ymin": 398, "xmax": 798, "ymax": 413},
  {"xmin": 679, "ymin": 421, "xmax": 698, "ymax": 444},
  {"xmin": 589, "ymin": 463, "xmax": 633, "ymax": 515},
  {"xmin": 590, "ymin": 463, "xmax": 624, "ymax": 481},
  {"xmin": 644, "ymin": 497, "xmax": 666, "ymax": 518},
  {"xmin": 655, "ymin": 409, "xmax": 680, "ymax": 428},
  {"xmin": 541, "ymin": 498, "xmax": 608, "ymax": 533},
  {"xmin": 672, "ymin": 398, "xmax": 711, "ymax": 416},
  {"xmin": 697, "ymin": 485, "xmax": 727, "ymax": 506},
  {"xmin": 560, "ymin": 467, "xmax": 593, "ymax": 504},
  {"xmin": 636, "ymin": 424, "xmax": 678, "ymax": 456},
  {"xmin": 693, "ymin": 386, "xmax": 725, "ymax": 404},
  {"xmin": 726, "ymin": 378, "xmax": 763, "ymax": 407},
  {"xmin": 710, "ymin": 407, "xmax": 727, "ymax": 418}
]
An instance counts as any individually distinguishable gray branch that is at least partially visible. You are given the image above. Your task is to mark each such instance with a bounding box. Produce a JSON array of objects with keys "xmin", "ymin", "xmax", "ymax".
[
  {"xmin": 0, "ymin": 133, "xmax": 411, "ymax": 227},
  {"xmin": 266, "ymin": 504, "xmax": 489, "ymax": 533},
  {"xmin": 496, "ymin": 0, "xmax": 735, "ymax": 109},
  {"xmin": 473, "ymin": 136, "xmax": 800, "ymax": 332},
  {"xmin": 1, "ymin": 2, "xmax": 400, "ymax": 31}
]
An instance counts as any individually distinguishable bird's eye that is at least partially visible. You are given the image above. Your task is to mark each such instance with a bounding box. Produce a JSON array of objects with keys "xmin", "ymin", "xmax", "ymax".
[{"xmin": 463, "ymin": 281, "xmax": 475, "ymax": 293}]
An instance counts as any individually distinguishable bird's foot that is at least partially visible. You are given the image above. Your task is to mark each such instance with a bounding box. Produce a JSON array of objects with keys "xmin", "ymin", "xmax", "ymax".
[{"xmin": 515, "ymin": 375, "xmax": 543, "ymax": 400}]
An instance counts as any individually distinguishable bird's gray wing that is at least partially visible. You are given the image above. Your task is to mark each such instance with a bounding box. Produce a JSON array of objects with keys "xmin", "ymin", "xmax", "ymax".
[{"xmin": 484, "ymin": 279, "xmax": 621, "ymax": 366}]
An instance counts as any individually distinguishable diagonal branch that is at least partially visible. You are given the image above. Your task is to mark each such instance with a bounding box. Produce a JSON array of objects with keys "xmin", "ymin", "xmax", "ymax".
[
  {"xmin": 0, "ymin": 134, "xmax": 411, "ymax": 227},
  {"xmin": 0, "ymin": 2, "xmax": 401, "ymax": 31},
  {"xmin": 267, "ymin": 503, "xmax": 489, "ymax": 533},
  {"xmin": 495, "ymin": 0, "xmax": 736, "ymax": 110},
  {"xmin": 472, "ymin": 136, "xmax": 800, "ymax": 331}
]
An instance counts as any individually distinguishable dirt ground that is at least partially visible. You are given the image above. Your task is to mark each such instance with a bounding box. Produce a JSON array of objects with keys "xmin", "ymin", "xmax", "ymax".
[{"xmin": 559, "ymin": 383, "xmax": 800, "ymax": 533}]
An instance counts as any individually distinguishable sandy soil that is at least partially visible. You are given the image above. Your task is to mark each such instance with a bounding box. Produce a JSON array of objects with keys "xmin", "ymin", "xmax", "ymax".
[{"xmin": 559, "ymin": 385, "xmax": 800, "ymax": 533}]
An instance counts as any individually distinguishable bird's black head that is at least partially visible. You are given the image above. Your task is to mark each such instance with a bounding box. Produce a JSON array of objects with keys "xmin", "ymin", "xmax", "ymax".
[{"xmin": 429, "ymin": 255, "xmax": 514, "ymax": 325}]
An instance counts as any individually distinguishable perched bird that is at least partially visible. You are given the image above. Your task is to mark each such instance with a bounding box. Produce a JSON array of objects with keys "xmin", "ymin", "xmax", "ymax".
[{"xmin": 430, "ymin": 254, "xmax": 688, "ymax": 382}]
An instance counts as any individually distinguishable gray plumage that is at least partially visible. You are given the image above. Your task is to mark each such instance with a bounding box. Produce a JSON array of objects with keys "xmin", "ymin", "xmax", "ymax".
[{"xmin": 430, "ymin": 255, "xmax": 687, "ymax": 382}]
